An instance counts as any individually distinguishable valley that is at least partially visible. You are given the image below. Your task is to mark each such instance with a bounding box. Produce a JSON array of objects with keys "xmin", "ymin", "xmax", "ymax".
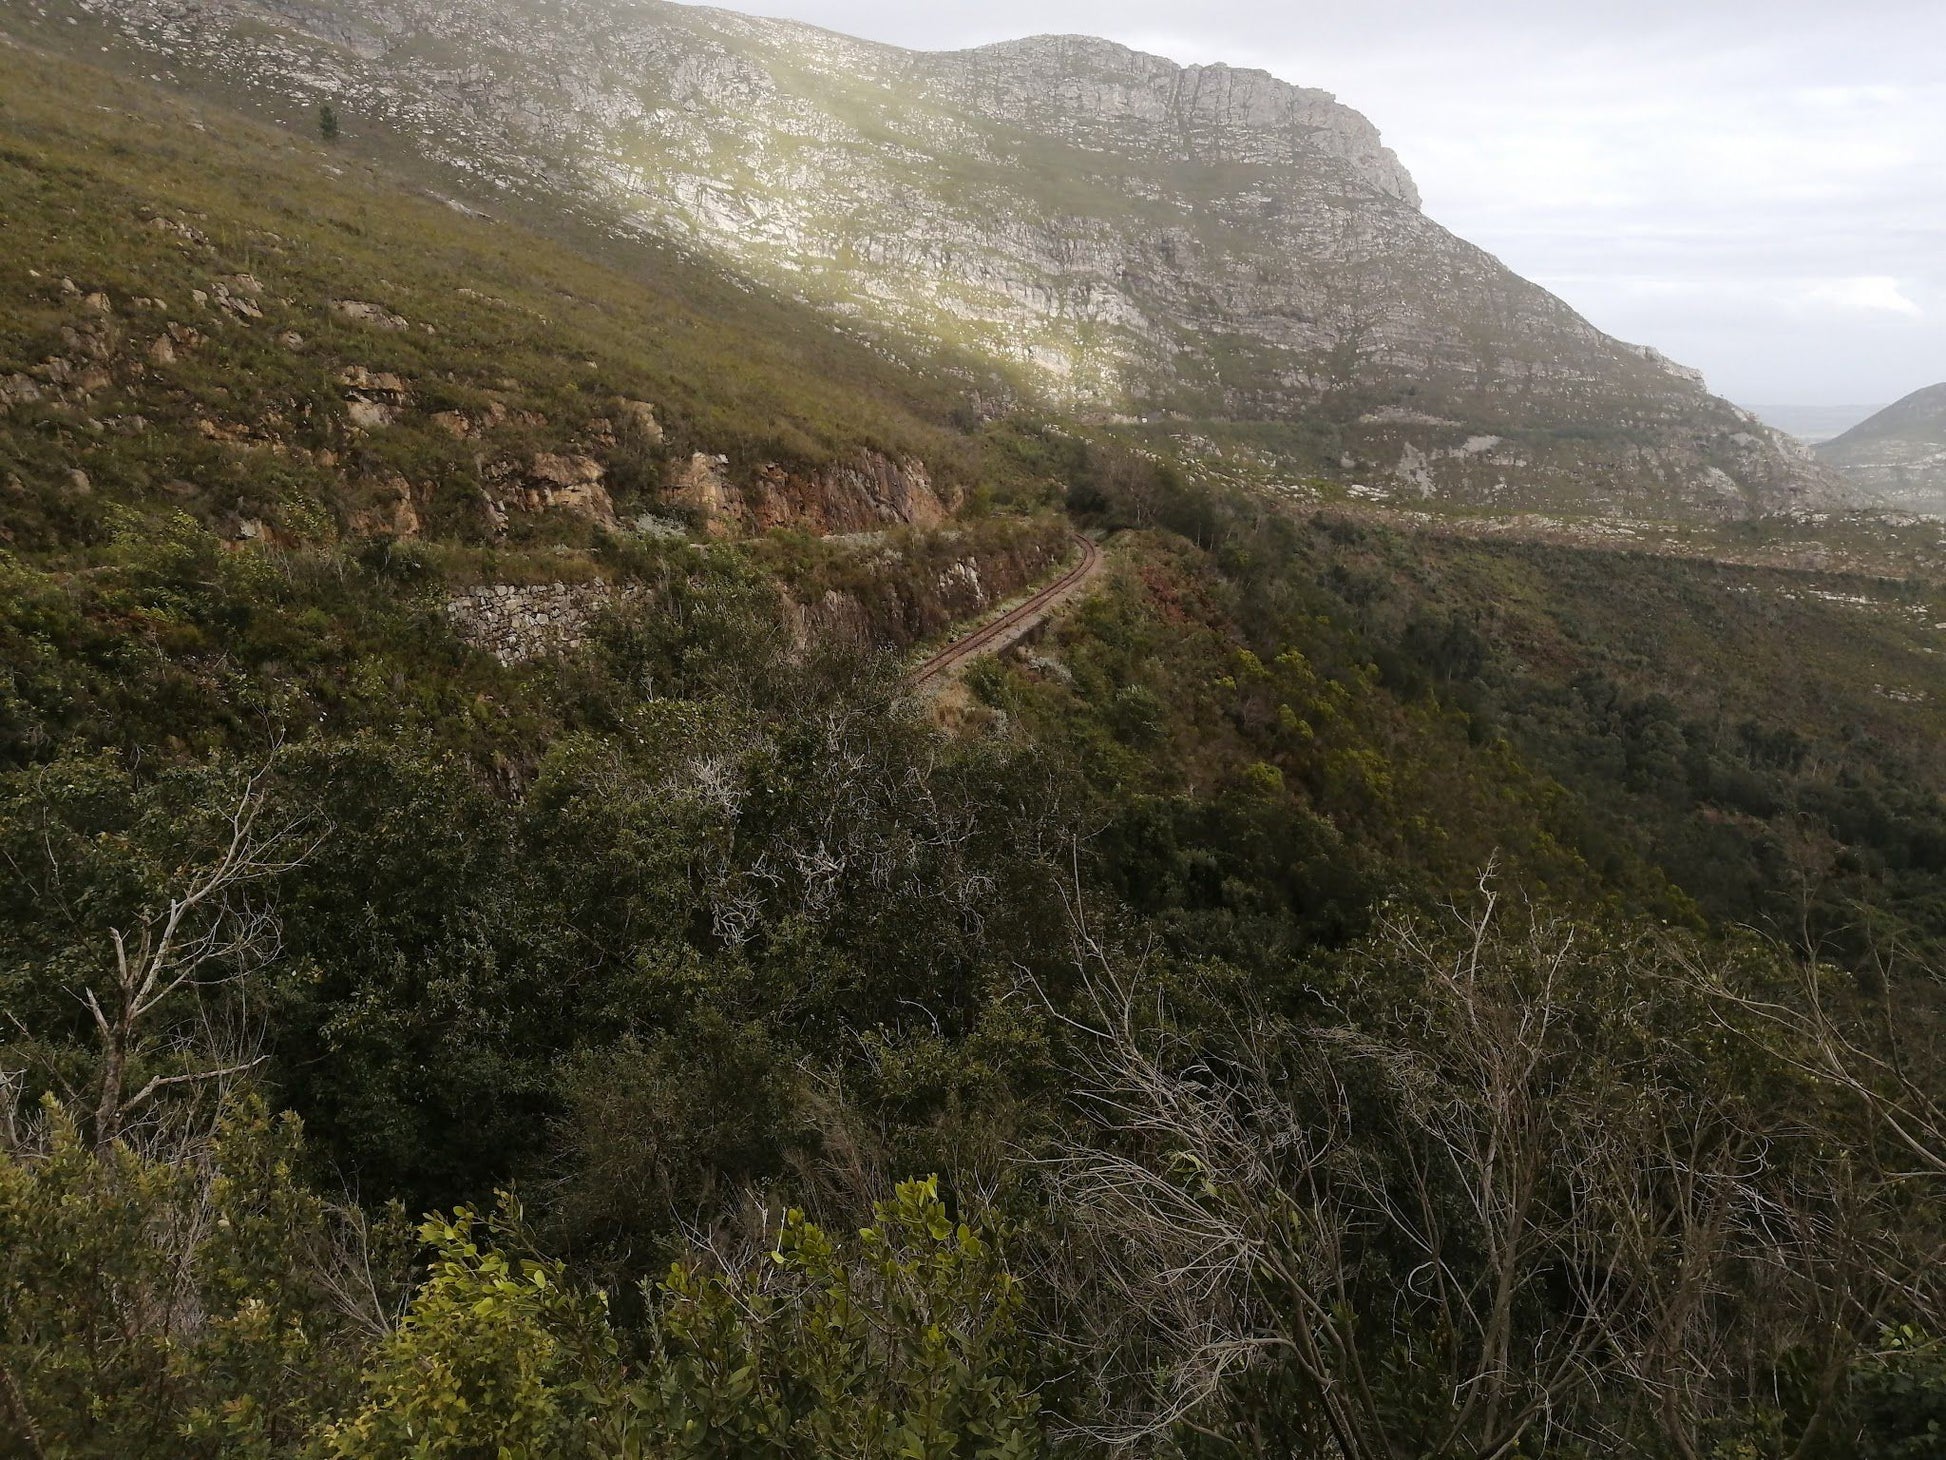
[{"xmin": 1, "ymin": 12, "xmax": 1942, "ymax": 1459}]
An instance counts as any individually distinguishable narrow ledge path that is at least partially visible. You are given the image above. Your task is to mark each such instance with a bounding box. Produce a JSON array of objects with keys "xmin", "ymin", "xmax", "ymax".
[{"xmin": 911, "ymin": 532, "xmax": 1104, "ymax": 692}]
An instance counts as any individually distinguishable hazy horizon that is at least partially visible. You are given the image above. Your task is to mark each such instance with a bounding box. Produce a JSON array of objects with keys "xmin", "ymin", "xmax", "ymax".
[
  {"xmin": 1734, "ymin": 401, "xmax": 1890, "ymax": 443},
  {"xmin": 688, "ymin": 0, "xmax": 1943, "ymax": 409}
]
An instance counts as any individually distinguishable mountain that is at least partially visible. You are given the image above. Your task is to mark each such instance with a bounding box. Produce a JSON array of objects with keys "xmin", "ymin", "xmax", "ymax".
[
  {"xmin": 9, "ymin": 0, "xmax": 1855, "ymax": 520},
  {"xmin": 0, "ymin": 30, "xmax": 1080, "ymax": 660},
  {"xmin": 6, "ymin": 25, "xmax": 1946, "ymax": 1459},
  {"xmin": 1815, "ymin": 384, "xmax": 1946, "ymax": 515}
]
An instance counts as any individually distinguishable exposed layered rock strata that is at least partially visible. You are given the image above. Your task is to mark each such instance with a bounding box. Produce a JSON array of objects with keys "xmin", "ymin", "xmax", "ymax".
[
  {"xmin": 19, "ymin": 0, "xmax": 1859, "ymax": 516},
  {"xmin": 669, "ymin": 450, "xmax": 958, "ymax": 537}
]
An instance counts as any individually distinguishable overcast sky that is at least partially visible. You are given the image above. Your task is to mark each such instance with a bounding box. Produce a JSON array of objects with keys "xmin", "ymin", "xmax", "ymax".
[{"xmin": 704, "ymin": 0, "xmax": 1943, "ymax": 409}]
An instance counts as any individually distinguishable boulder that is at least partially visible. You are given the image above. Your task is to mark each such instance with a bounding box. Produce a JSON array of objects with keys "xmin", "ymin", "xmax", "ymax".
[
  {"xmin": 331, "ymin": 299, "xmax": 409, "ymax": 330},
  {"xmin": 615, "ymin": 397, "xmax": 664, "ymax": 444},
  {"xmin": 210, "ymin": 280, "xmax": 263, "ymax": 321},
  {"xmin": 340, "ymin": 366, "xmax": 409, "ymax": 397},
  {"xmin": 525, "ymin": 452, "xmax": 616, "ymax": 525}
]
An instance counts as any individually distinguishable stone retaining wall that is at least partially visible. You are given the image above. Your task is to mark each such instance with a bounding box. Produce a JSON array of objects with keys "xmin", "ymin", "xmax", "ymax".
[{"xmin": 445, "ymin": 581, "xmax": 625, "ymax": 664}]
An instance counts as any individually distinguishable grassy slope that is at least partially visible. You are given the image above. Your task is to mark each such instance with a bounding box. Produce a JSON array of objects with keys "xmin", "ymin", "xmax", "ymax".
[
  {"xmin": 0, "ymin": 36, "xmax": 1018, "ymax": 560},
  {"xmin": 0, "ymin": 38, "xmax": 1083, "ymax": 771}
]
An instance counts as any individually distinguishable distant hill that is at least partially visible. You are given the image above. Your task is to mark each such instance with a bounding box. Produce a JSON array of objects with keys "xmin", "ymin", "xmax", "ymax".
[
  {"xmin": 6, "ymin": 0, "xmax": 1859, "ymax": 520},
  {"xmin": 1816, "ymin": 384, "xmax": 1946, "ymax": 515}
]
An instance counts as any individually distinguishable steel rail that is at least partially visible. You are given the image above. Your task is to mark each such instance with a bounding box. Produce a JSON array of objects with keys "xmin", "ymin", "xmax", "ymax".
[{"xmin": 912, "ymin": 533, "xmax": 1100, "ymax": 687}]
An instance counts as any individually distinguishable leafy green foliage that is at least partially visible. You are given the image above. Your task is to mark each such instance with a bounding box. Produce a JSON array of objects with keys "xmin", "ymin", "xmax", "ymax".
[
  {"xmin": 317, "ymin": 1179, "xmax": 1042, "ymax": 1460},
  {"xmin": 0, "ymin": 1098, "xmax": 385, "ymax": 1459},
  {"xmin": 638, "ymin": 1178, "xmax": 1043, "ymax": 1459},
  {"xmin": 318, "ymin": 1203, "xmax": 623, "ymax": 1460},
  {"xmin": 1852, "ymin": 1329, "xmax": 1946, "ymax": 1460}
]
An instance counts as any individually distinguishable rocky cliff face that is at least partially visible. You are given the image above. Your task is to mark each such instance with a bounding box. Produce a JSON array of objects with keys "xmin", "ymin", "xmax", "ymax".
[
  {"xmin": 907, "ymin": 34, "xmax": 1420, "ymax": 203},
  {"xmin": 1816, "ymin": 385, "xmax": 1946, "ymax": 516},
  {"xmin": 668, "ymin": 450, "xmax": 957, "ymax": 538},
  {"xmin": 15, "ymin": 0, "xmax": 1858, "ymax": 517}
]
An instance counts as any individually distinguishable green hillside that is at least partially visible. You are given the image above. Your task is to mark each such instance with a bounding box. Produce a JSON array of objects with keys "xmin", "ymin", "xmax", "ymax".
[
  {"xmin": 2, "ymin": 36, "xmax": 1944, "ymax": 1460},
  {"xmin": 9, "ymin": 0, "xmax": 1857, "ymax": 516},
  {"xmin": 0, "ymin": 37, "xmax": 1030, "ymax": 556}
]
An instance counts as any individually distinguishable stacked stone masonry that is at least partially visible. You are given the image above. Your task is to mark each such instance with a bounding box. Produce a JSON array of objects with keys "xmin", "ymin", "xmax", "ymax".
[{"xmin": 445, "ymin": 581, "xmax": 632, "ymax": 665}]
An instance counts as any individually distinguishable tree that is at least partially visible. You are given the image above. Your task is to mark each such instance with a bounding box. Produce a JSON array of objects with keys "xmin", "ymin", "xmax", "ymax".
[
  {"xmin": 84, "ymin": 760, "xmax": 317, "ymax": 1148},
  {"xmin": 321, "ymin": 1179, "xmax": 1047, "ymax": 1459},
  {"xmin": 318, "ymin": 103, "xmax": 339, "ymax": 142},
  {"xmin": 1690, "ymin": 945, "xmax": 1946, "ymax": 1182},
  {"xmin": 1039, "ymin": 879, "xmax": 1853, "ymax": 1457},
  {"xmin": 0, "ymin": 1097, "xmax": 394, "ymax": 1460},
  {"xmin": 0, "ymin": 753, "xmax": 319, "ymax": 1151},
  {"xmin": 317, "ymin": 1202, "xmax": 622, "ymax": 1460}
]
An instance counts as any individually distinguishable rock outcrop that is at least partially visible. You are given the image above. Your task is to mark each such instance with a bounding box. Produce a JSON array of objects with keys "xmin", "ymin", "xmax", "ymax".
[
  {"xmin": 526, "ymin": 453, "xmax": 617, "ymax": 523},
  {"xmin": 778, "ymin": 525, "xmax": 1071, "ymax": 654},
  {"xmin": 346, "ymin": 473, "xmax": 423, "ymax": 538},
  {"xmin": 1816, "ymin": 385, "xmax": 1946, "ymax": 516},
  {"xmin": 668, "ymin": 450, "xmax": 957, "ymax": 536},
  {"xmin": 481, "ymin": 453, "xmax": 619, "ymax": 528},
  {"xmin": 340, "ymin": 366, "xmax": 410, "ymax": 429}
]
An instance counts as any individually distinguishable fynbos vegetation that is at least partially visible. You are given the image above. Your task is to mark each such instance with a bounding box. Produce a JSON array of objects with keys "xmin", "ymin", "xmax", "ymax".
[{"xmin": 0, "ymin": 20, "xmax": 1942, "ymax": 1460}]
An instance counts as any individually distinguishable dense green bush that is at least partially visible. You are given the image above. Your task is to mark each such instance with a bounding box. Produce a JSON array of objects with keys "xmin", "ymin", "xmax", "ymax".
[
  {"xmin": 0, "ymin": 1098, "xmax": 389, "ymax": 1460},
  {"xmin": 1852, "ymin": 1329, "xmax": 1946, "ymax": 1460}
]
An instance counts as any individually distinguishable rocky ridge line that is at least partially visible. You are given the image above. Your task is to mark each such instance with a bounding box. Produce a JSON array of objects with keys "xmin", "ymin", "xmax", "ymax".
[{"xmin": 15, "ymin": 0, "xmax": 1861, "ymax": 518}]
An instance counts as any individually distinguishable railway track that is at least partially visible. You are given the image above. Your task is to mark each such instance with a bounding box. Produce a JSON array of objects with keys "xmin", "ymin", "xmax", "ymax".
[{"xmin": 912, "ymin": 533, "xmax": 1101, "ymax": 689}]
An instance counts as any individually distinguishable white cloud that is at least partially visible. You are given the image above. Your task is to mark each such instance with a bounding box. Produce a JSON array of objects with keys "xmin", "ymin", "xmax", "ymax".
[{"xmin": 1800, "ymin": 276, "xmax": 1923, "ymax": 317}]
